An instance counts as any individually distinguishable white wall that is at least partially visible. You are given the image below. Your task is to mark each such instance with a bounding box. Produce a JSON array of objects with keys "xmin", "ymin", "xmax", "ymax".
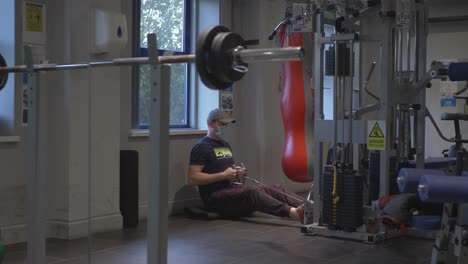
[{"xmin": 0, "ymin": 0, "xmax": 123, "ymax": 244}]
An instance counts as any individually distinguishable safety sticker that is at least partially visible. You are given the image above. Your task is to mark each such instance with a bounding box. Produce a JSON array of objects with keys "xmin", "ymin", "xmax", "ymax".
[
  {"xmin": 367, "ymin": 120, "xmax": 385, "ymax": 150},
  {"xmin": 25, "ymin": 2, "xmax": 44, "ymax": 33}
]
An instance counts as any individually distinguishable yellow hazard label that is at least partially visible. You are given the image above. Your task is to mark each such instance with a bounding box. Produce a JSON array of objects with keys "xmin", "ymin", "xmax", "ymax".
[
  {"xmin": 367, "ymin": 121, "xmax": 385, "ymax": 150},
  {"xmin": 369, "ymin": 123, "xmax": 384, "ymax": 138},
  {"xmin": 25, "ymin": 3, "xmax": 44, "ymax": 33}
]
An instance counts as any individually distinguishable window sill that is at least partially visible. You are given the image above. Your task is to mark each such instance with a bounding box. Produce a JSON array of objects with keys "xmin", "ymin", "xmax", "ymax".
[
  {"xmin": 129, "ymin": 129, "xmax": 207, "ymax": 138},
  {"xmin": 0, "ymin": 136, "xmax": 20, "ymax": 143}
]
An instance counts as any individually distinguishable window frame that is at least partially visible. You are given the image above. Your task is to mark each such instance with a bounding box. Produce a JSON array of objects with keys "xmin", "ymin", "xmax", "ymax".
[{"xmin": 132, "ymin": 0, "xmax": 192, "ymax": 129}]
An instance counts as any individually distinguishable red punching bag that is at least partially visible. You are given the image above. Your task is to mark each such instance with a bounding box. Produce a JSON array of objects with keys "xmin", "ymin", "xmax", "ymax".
[{"xmin": 278, "ymin": 27, "xmax": 314, "ymax": 183}]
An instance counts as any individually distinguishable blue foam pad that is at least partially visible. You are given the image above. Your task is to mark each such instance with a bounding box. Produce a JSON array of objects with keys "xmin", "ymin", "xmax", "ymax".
[
  {"xmin": 411, "ymin": 215, "xmax": 441, "ymax": 230},
  {"xmin": 407, "ymin": 157, "xmax": 456, "ymax": 169},
  {"xmin": 449, "ymin": 62, "xmax": 468, "ymax": 81},
  {"xmin": 419, "ymin": 175, "xmax": 468, "ymax": 203},
  {"xmin": 398, "ymin": 168, "xmax": 445, "ymax": 193}
]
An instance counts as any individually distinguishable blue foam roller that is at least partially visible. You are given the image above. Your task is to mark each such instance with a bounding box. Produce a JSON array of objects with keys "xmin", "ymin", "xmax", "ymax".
[
  {"xmin": 419, "ymin": 175, "xmax": 468, "ymax": 203},
  {"xmin": 398, "ymin": 168, "xmax": 445, "ymax": 193},
  {"xmin": 411, "ymin": 215, "xmax": 441, "ymax": 230},
  {"xmin": 448, "ymin": 62, "xmax": 468, "ymax": 81}
]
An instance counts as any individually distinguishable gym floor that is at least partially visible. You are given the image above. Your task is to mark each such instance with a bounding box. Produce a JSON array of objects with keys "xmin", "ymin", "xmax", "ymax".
[{"xmin": 3, "ymin": 215, "xmax": 433, "ymax": 264}]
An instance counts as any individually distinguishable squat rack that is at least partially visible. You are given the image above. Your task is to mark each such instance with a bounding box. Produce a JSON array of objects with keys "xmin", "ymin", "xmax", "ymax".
[{"xmin": 0, "ymin": 27, "xmax": 304, "ymax": 264}]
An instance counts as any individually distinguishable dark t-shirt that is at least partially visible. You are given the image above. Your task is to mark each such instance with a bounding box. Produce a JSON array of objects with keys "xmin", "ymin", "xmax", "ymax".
[{"xmin": 189, "ymin": 136, "xmax": 235, "ymax": 202}]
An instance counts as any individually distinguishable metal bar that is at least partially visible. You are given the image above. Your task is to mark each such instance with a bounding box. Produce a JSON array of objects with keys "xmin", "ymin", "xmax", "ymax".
[
  {"xmin": 0, "ymin": 55, "xmax": 195, "ymax": 73},
  {"xmin": 399, "ymin": 28, "xmax": 403, "ymax": 83},
  {"xmin": 406, "ymin": 30, "xmax": 411, "ymax": 77},
  {"xmin": 24, "ymin": 46, "xmax": 46, "ymax": 264},
  {"xmin": 0, "ymin": 47, "xmax": 301, "ymax": 74},
  {"xmin": 313, "ymin": 11, "xmax": 324, "ymax": 225},
  {"xmin": 348, "ymin": 41, "xmax": 354, "ymax": 164},
  {"xmin": 415, "ymin": 3, "xmax": 428, "ymax": 169},
  {"xmin": 426, "ymin": 109, "xmax": 454, "ymax": 143},
  {"xmin": 428, "ymin": 15, "xmax": 468, "ymax": 23},
  {"xmin": 330, "ymin": 33, "xmax": 359, "ymax": 42},
  {"xmin": 351, "ymin": 103, "xmax": 380, "ymax": 119},
  {"xmin": 333, "ymin": 41, "xmax": 339, "ymax": 164},
  {"xmin": 237, "ymin": 47, "xmax": 303, "ymax": 63},
  {"xmin": 147, "ymin": 33, "xmax": 170, "ymax": 264},
  {"xmin": 379, "ymin": 17, "xmax": 394, "ymax": 197},
  {"xmin": 341, "ymin": 75, "xmax": 346, "ymax": 164},
  {"xmin": 412, "ymin": 106, "xmax": 418, "ymax": 155},
  {"xmin": 303, "ymin": 224, "xmax": 402, "ymax": 244},
  {"xmin": 364, "ymin": 62, "xmax": 379, "ymax": 101}
]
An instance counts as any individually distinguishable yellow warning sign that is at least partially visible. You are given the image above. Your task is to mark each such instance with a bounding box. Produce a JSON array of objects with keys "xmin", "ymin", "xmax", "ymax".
[
  {"xmin": 367, "ymin": 121, "xmax": 385, "ymax": 150},
  {"xmin": 25, "ymin": 3, "xmax": 44, "ymax": 33},
  {"xmin": 369, "ymin": 123, "xmax": 384, "ymax": 138}
]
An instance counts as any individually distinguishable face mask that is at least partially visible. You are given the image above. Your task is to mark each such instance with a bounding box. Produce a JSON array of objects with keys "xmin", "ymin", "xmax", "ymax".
[{"xmin": 216, "ymin": 125, "xmax": 228, "ymax": 139}]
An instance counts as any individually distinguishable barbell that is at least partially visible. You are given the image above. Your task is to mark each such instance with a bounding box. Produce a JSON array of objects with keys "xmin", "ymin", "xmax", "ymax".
[{"xmin": 0, "ymin": 25, "xmax": 304, "ymax": 91}]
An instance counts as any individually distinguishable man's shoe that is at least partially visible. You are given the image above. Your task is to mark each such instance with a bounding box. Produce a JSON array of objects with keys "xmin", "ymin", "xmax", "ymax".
[{"xmin": 296, "ymin": 204, "xmax": 305, "ymax": 222}]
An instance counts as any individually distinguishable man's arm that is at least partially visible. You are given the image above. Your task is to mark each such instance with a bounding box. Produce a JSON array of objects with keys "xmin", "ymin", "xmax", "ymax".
[{"xmin": 188, "ymin": 165, "xmax": 238, "ymax": 186}]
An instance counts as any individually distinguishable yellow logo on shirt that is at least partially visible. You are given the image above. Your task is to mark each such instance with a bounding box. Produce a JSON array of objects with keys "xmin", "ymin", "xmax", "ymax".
[{"xmin": 214, "ymin": 147, "xmax": 232, "ymax": 159}]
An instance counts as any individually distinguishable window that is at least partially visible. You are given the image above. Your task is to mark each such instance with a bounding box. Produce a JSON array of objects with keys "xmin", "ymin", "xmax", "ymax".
[
  {"xmin": 133, "ymin": 0, "xmax": 191, "ymax": 128},
  {"xmin": 0, "ymin": 0, "xmax": 16, "ymax": 134}
]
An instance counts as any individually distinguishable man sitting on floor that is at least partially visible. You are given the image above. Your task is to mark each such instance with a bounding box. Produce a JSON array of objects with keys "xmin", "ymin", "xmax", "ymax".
[{"xmin": 188, "ymin": 108, "xmax": 304, "ymax": 220}]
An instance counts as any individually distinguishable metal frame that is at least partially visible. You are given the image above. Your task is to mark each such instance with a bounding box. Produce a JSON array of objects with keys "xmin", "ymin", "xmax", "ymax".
[
  {"xmin": 24, "ymin": 46, "xmax": 47, "ymax": 264},
  {"xmin": 305, "ymin": 0, "xmax": 431, "ymax": 243},
  {"xmin": 147, "ymin": 33, "xmax": 170, "ymax": 264}
]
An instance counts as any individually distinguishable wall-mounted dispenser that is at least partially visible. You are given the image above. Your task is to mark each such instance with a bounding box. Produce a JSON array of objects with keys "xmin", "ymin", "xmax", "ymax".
[{"xmin": 91, "ymin": 9, "xmax": 128, "ymax": 54}]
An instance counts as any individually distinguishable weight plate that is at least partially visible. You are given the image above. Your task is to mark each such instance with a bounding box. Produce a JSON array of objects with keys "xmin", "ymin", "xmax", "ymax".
[
  {"xmin": 0, "ymin": 53, "xmax": 8, "ymax": 91},
  {"xmin": 211, "ymin": 32, "xmax": 247, "ymax": 84},
  {"xmin": 196, "ymin": 25, "xmax": 233, "ymax": 90}
]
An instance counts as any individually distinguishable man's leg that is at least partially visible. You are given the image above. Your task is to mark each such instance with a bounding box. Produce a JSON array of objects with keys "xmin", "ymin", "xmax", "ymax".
[
  {"xmin": 257, "ymin": 184, "xmax": 304, "ymax": 208},
  {"xmin": 207, "ymin": 186, "xmax": 293, "ymax": 218}
]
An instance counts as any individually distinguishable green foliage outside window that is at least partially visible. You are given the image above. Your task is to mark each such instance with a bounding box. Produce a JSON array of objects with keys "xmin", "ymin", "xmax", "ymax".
[{"xmin": 138, "ymin": 0, "xmax": 188, "ymax": 126}]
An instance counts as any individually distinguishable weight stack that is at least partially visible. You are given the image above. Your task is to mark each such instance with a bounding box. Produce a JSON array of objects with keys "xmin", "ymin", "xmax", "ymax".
[
  {"xmin": 337, "ymin": 170, "xmax": 364, "ymax": 232},
  {"xmin": 322, "ymin": 165, "xmax": 344, "ymax": 229},
  {"xmin": 322, "ymin": 165, "xmax": 364, "ymax": 231}
]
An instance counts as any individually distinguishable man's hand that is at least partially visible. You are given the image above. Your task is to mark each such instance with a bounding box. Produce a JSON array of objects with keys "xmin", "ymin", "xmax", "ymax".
[
  {"xmin": 233, "ymin": 166, "xmax": 247, "ymax": 184},
  {"xmin": 235, "ymin": 166, "xmax": 247, "ymax": 177},
  {"xmin": 222, "ymin": 167, "xmax": 238, "ymax": 181}
]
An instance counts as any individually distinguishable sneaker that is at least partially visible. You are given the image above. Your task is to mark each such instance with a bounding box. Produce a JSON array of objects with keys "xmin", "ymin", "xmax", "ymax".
[{"xmin": 296, "ymin": 204, "xmax": 305, "ymax": 223}]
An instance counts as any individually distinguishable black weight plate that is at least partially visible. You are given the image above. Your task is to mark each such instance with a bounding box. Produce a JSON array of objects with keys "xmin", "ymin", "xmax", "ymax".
[
  {"xmin": 196, "ymin": 25, "xmax": 232, "ymax": 90},
  {"xmin": 210, "ymin": 31, "xmax": 246, "ymax": 84},
  {"xmin": 0, "ymin": 53, "xmax": 8, "ymax": 91}
]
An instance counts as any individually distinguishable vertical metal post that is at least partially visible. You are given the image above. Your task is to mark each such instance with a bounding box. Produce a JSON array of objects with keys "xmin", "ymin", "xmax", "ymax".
[
  {"xmin": 379, "ymin": 18, "xmax": 394, "ymax": 197},
  {"xmin": 333, "ymin": 42, "xmax": 339, "ymax": 163},
  {"xmin": 25, "ymin": 46, "xmax": 47, "ymax": 264},
  {"xmin": 313, "ymin": 11, "xmax": 324, "ymax": 224},
  {"xmin": 147, "ymin": 33, "xmax": 170, "ymax": 264},
  {"xmin": 348, "ymin": 41, "xmax": 354, "ymax": 164},
  {"xmin": 353, "ymin": 40, "xmax": 362, "ymax": 169},
  {"xmin": 415, "ymin": 2, "xmax": 427, "ymax": 168}
]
